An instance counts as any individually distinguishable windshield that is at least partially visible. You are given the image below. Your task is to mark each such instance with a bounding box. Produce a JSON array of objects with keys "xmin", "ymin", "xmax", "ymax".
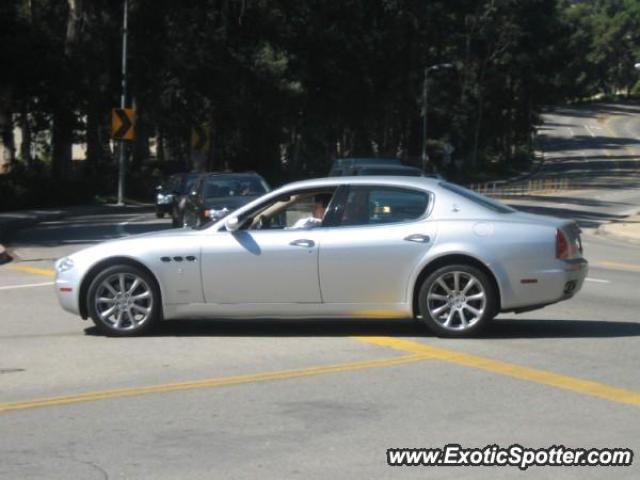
[
  {"xmin": 439, "ymin": 182, "xmax": 516, "ymax": 214},
  {"xmin": 204, "ymin": 175, "xmax": 268, "ymax": 199},
  {"xmin": 182, "ymin": 174, "xmax": 201, "ymax": 194}
]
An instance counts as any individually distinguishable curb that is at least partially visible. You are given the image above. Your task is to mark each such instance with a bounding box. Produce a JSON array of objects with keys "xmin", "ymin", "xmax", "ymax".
[
  {"xmin": 595, "ymin": 209, "xmax": 640, "ymax": 244},
  {"xmin": 595, "ymin": 223, "xmax": 640, "ymax": 245},
  {"xmin": 469, "ymin": 149, "xmax": 546, "ymax": 191}
]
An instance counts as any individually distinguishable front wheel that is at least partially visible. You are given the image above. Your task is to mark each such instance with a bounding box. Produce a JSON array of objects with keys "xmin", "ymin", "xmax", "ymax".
[
  {"xmin": 87, "ymin": 264, "xmax": 160, "ymax": 336},
  {"xmin": 417, "ymin": 264, "xmax": 497, "ymax": 337}
]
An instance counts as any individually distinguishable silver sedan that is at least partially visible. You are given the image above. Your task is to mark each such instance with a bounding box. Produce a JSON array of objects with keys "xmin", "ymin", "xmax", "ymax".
[{"xmin": 55, "ymin": 177, "xmax": 588, "ymax": 337}]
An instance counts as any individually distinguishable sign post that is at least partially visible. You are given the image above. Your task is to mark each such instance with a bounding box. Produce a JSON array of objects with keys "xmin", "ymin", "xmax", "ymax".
[{"xmin": 116, "ymin": 0, "xmax": 129, "ymax": 205}]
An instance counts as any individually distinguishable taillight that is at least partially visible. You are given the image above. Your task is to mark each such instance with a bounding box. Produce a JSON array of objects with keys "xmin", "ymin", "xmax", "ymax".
[{"xmin": 556, "ymin": 228, "xmax": 569, "ymax": 259}]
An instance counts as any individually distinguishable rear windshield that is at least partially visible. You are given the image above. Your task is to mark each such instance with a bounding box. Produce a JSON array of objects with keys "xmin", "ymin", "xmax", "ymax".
[
  {"xmin": 439, "ymin": 182, "xmax": 515, "ymax": 214},
  {"xmin": 358, "ymin": 167, "xmax": 422, "ymax": 176}
]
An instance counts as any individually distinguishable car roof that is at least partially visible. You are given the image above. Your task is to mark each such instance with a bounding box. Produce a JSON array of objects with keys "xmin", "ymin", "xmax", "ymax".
[
  {"xmin": 203, "ymin": 171, "xmax": 262, "ymax": 178},
  {"xmin": 333, "ymin": 157, "xmax": 402, "ymax": 166},
  {"xmin": 281, "ymin": 176, "xmax": 440, "ymax": 192}
]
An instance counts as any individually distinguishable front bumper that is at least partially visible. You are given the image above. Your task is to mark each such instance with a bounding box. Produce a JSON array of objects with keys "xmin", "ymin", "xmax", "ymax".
[{"xmin": 54, "ymin": 269, "xmax": 82, "ymax": 316}]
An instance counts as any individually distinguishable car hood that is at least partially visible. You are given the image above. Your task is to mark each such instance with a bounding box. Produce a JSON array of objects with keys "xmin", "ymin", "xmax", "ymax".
[
  {"xmin": 65, "ymin": 228, "xmax": 200, "ymax": 263},
  {"xmin": 203, "ymin": 196, "xmax": 259, "ymax": 211}
]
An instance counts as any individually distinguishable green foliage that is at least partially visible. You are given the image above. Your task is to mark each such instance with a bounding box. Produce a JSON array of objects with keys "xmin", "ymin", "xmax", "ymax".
[{"xmin": 1, "ymin": 0, "xmax": 638, "ymax": 207}]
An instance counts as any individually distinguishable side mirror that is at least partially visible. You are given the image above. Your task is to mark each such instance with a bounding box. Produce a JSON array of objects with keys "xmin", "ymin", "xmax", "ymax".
[{"xmin": 225, "ymin": 216, "xmax": 241, "ymax": 232}]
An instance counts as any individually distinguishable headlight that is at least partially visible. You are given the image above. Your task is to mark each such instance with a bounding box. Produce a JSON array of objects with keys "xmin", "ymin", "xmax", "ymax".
[
  {"xmin": 205, "ymin": 208, "xmax": 230, "ymax": 220},
  {"xmin": 156, "ymin": 193, "xmax": 172, "ymax": 204},
  {"xmin": 56, "ymin": 257, "xmax": 74, "ymax": 273}
]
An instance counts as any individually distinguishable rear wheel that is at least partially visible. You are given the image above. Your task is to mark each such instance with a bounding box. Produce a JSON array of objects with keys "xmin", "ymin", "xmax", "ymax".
[
  {"xmin": 155, "ymin": 210, "xmax": 165, "ymax": 219},
  {"xmin": 87, "ymin": 264, "xmax": 160, "ymax": 336},
  {"xmin": 418, "ymin": 264, "xmax": 497, "ymax": 337}
]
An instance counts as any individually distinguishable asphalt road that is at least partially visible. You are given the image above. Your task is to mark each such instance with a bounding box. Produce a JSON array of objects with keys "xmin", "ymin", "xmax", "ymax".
[{"xmin": 1, "ymin": 105, "xmax": 639, "ymax": 479}]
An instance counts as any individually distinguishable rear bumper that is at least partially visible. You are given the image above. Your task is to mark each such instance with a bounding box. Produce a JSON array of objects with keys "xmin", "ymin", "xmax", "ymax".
[{"xmin": 501, "ymin": 258, "xmax": 588, "ymax": 312}]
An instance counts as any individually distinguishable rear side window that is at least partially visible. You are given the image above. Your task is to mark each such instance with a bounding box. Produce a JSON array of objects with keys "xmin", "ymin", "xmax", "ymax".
[
  {"xmin": 339, "ymin": 187, "xmax": 429, "ymax": 226},
  {"xmin": 439, "ymin": 182, "xmax": 515, "ymax": 214}
]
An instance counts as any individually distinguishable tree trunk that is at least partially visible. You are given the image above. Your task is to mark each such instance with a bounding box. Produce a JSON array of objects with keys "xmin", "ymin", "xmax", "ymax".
[
  {"xmin": 0, "ymin": 86, "xmax": 14, "ymax": 172},
  {"xmin": 85, "ymin": 99, "xmax": 101, "ymax": 175},
  {"xmin": 52, "ymin": 106, "xmax": 73, "ymax": 180},
  {"xmin": 19, "ymin": 103, "xmax": 31, "ymax": 167}
]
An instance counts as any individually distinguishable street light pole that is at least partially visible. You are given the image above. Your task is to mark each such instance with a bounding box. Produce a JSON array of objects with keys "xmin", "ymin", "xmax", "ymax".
[
  {"xmin": 421, "ymin": 63, "xmax": 454, "ymax": 172},
  {"xmin": 117, "ymin": 0, "xmax": 129, "ymax": 206}
]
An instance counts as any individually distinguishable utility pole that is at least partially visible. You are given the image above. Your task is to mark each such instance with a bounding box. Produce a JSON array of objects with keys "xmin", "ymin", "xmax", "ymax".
[{"xmin": 117, "ymin": 0, "xmax": 129, "ymax": 206}]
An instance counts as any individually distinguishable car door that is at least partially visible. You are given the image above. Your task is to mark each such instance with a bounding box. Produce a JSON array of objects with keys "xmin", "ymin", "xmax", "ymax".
[
  {"xmin": 200, "ymin": 188, "xmax": 336, "ymax": 304},
  {"xmin": 318, "ymin": 185, "xmax": 436, "ymax": 305}
]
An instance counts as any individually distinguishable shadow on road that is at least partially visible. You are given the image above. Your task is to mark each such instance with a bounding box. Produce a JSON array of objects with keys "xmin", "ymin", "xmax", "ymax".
[
  {"xmin": 9, "ymin": 212, "xmax": 171, "ymax": 248},
  {"xmin": 84, "ymin": 318, "xmax": 640, "ymax": 339}
]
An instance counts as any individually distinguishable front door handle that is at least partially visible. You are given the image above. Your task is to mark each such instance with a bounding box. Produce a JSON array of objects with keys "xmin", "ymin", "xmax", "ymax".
[
  {"xmin": 289, "ymin": 239, "xmax": 315, "ymax": 248},
  {"xmin": 404, "ymin": 234, "xmax": 430, "ymax": 243}
]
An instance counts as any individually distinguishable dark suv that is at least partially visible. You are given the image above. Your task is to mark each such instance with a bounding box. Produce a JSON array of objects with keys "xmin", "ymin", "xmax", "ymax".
[
  {"xmin": 180, "ymin": 172, "xmax": 270, "ymax": 228},
  {"xmin": 155, "ymin": 173, "xmax": 202, "ymax": 221}
]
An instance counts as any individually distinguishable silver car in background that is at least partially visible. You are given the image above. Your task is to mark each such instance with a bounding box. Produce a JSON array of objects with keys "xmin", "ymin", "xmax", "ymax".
[{"xmin": 54, "ymin": 177, "xmax": 588, "ymax": 337}]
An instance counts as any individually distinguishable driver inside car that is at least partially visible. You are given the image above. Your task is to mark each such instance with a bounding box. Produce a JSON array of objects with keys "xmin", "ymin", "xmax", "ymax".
[{"xmin": 289, "ymin": 194, "xmax": 331, "ymax": 229}]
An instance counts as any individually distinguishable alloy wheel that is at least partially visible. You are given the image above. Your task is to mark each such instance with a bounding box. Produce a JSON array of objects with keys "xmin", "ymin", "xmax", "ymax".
[
  {"xmin": 94, "ymin": 272, "xmax": 153, "ymax": 332},
  {"xmin": 426, "ymin": 271, "xmax": 486, "ymax": 331}
]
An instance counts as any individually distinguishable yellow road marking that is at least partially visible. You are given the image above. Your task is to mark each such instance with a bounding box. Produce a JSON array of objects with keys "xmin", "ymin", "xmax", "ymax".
[
  {"xmin": 8, "ymin": 265, "xmax": 55, "ymax": 278},
  {"xmin": 355, "ymin": 337, "xmax": 640, "ymax": 407},
  {"xmin": 0, "ymin": 354, "xmax": 430, "ymax": 413},
  {"xmin": 592, "ymin": 260, "xmax": 640, "ymax": 272}
]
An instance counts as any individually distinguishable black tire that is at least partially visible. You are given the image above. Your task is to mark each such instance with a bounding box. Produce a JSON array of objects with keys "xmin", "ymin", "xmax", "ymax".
[
  {"xmin": 417, "ymin": 264, "xmax": 497, "ymax": 338},
  {"xmin": 155, "ymin": 210, "xmax": 165, "ymax": 219},
  {"xmin": 87, "ymin": 264, "xmax": 161, "ymax": 336},
  {"xmin": 171, "ymin": 214, "xmax": 180, "ymax": 228}
]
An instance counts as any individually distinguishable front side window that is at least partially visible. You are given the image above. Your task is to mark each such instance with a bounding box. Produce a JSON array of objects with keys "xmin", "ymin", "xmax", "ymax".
[
  {"xmin": 245, "ymin": 189, "xmax": 337, "ymax": 230},
  {"xmin": 339, "ymin": 186, "xmax": 429, "ymax": 226}
]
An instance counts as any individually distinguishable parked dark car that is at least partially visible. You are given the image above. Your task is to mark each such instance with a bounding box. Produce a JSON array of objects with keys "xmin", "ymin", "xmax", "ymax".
[
  {"xmin": 328, "ymin": 161, "xmax": 444, "ymax": 179},
  {"xmin": 328, "ymin": 157, "xmax": 402, "ymax": 176},
  {"xmin": 180, "ymin": 172, "xmax": 270, "ymax": 228},
  {"xmin": 337, "ymin": 163, "xmax": 425, "ymax": 177},
  {"xmin": 159, "ymin": 173, "xmax": 204, "ymax": 227}
]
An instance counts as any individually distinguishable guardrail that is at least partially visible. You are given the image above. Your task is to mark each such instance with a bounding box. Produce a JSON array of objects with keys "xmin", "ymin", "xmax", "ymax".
[{"xmin": 468, "ymin": 177, "xmax": 572, "ymax": 196}]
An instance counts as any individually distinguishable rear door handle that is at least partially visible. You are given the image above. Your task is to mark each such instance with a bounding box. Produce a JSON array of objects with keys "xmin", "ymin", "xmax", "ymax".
[
  {"xmin": 404, "ymin": 234, "xmax": 430, "ymax": 243},
  {"xmin": 289, "ymin": 239, "xmax": 315, "ymax": 248}
]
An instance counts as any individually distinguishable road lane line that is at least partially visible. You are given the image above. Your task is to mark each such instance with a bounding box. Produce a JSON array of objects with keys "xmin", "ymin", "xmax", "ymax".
[
  {"xmin": 8, "ymin": 265, "xmax": 55, "ymax": 277},
  {"xmin": 0, "ymin": 282, "xmax": 54, "ymax": 291},
  {"xmin": 355, "ymin": 337, "xmax": 640, "ymax": 407},
  {"xmin": 117, "ymin": 213, "xmax": 152, "ymax": 237},
  {"xmin": 584, "ymin": 124, "xmax": 596, "ymax": 137},
  {"xmin": 592, "ymin": 261, "xmax": 640, "ymax": 272},
  {"xmin": 585, "ymin": 277, "xmax": 610, "ymax": 284},
  {"xmin": 0, "ymin": 354, "xmax": 431, "ymax": 413}
]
